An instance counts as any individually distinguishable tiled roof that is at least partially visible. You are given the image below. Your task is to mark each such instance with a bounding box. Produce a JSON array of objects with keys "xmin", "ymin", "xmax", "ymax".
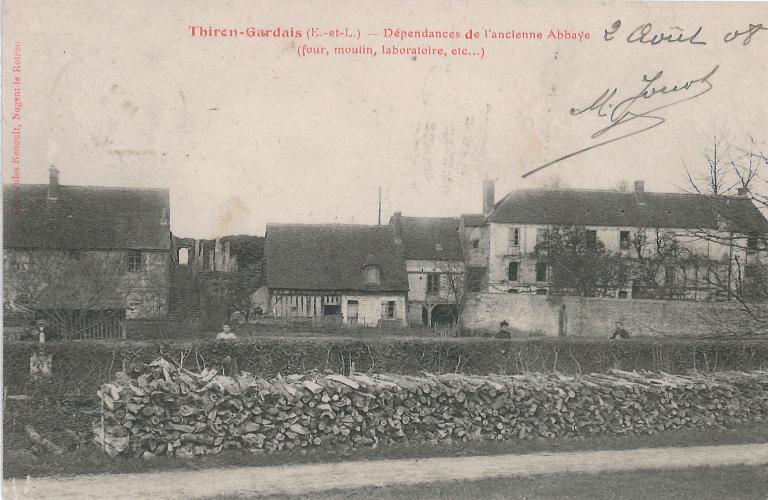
[
  {"xmin": 460, "ymin": 213, "xmax": 486, "ymax": 227},
  {"xmin": 487, "ymin": 188, "xmax": 768, "ymax": 233},
  {"xmin": 265, "ymin": 224, "xmax": 408, "ymax": 292},
  {"xmin": 399, "ymin": 217, "xmax": 463, "ymax": 260},
  {"xmin": 3, "ymin": 184, "xmax": 170, "ymax": 249}
]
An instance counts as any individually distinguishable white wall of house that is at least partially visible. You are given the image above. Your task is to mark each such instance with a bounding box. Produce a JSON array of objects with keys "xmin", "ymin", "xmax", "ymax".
[
  {"xmin": 341, "ymin": 294, "xmax": 406, "ymax": 327},
  {"xmin": 405, "ymin": 259, "xmax": 463, "ymax": 302},
  {"xmin": 486, "ymin": 222, "xmax": 761, "ymax": 297}
]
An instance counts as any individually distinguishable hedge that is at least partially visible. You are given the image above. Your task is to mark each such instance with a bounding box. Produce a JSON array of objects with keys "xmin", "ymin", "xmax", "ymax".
[
  {"xmin": 96, "ymin": 359, "xmax": 768, "ymax": 458},
  {"xmin": 5, "ymin": 337, "xmax": 768, "ymax": 396}
]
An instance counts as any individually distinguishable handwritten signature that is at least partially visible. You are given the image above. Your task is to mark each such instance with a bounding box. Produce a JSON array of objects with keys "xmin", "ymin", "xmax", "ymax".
[{"xmin": 522, "ymin": 65, "xmax": 719, "ymax": 178}]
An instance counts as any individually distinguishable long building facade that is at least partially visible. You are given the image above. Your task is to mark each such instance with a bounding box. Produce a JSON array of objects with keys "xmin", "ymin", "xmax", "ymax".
[{"xmin": 3, "ymin": 167, "xmax": 171, "ymax": 339}]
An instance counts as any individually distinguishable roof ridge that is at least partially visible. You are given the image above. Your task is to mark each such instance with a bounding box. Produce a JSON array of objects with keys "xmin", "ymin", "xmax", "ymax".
[
  {"xmin": 399, "ymin": 215, "xmax": 460, "ymax": 220},
  {"xmin": 514, "ymin": 187, "xmax": 751, "ymax": 198}
]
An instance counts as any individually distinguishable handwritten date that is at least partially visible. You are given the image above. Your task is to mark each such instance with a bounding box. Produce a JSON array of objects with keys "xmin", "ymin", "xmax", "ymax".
[{"xmin": 604, "ymin": 20, "xmax": 766, "ymax": 46}]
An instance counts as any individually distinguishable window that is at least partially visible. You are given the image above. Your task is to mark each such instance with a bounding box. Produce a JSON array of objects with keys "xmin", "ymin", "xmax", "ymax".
[
  {"xmin": 536, "ymin": 289, "xmax": 548, "ymax": 295},
  {"xmin": 178, "ymin": 247, "xmax": 189, "ymax": 265},
  {"xmin": 508, "ymin": 227, "xmax": 520, "ymax": 252},
  {"xmin": 426, "ymin": 273, "xmax": 440, "ymax": 293},
  {"xmin": 13, "ymin": 252, "xmax": 29, "ymax": 272},
  {"xmin": 619, "ymin": 231, "xmax": 630, "ymax": 250},
  {"xmin": 618, "ymin": 291, "xmax": 628, "ymax": 299},
  {"xmin": 508, "ymin": 262, "xmax": 519, "ymax": 281},
  {"xmin": 585, "ymin": 230, "xmax": 597, "ymax": 249},
  {"xmin": 536, "ymin": 228, "xmax": 549, "ymax": 245},
  {"xmin": 536, "ymin": 263, "xmax": 548, "ymax": 282},
  {"xmin": 347, "ymin": 300, "xmax": 359, "ymax": 320},
  {"xmin": 435, "ymin": 243, "xmax": 443, "ymax": 251},
  {"xmin": 471, "ymin": 239, "xmax": 480, "ymax": 249},
  {"xmin": 363, "ymin": 266, "xmax": 380, "ymax": 285},
  {"xmin": 664, "ymin": 265, "xmax": 675, "ymax": 285},
  {"xmin": 127, "ymin": 250, "xmax": 142, "ymax": 272},
  {"xmin": 381, "ymin": 301, "xmax": 395, "ymax": 318}
]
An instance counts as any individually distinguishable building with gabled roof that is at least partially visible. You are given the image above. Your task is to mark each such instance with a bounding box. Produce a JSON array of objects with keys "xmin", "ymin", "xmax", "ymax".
[
  {"xmin": 265, "ymin": 223, "xmax": 408, "ymax": 326},
  {"xmin": 3, "ymin": 167, "xmax": 171, "ymax": 339},
  {"xmin": 388, "ymin": 213, "xmax": 468, "ymax": 326},
  {"xmin": 487, "ymin": 182, "xmax": 768, "ymax": 232},
  {"xmin": 482, "ymin": 179, "xmax": 768, "ymax": 300}
]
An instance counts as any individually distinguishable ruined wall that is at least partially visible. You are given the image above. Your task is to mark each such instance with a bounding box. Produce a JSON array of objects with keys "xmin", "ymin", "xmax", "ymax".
[{"xmin": 463, "ymin": 292, "xmax": 762, "ymax": 337}]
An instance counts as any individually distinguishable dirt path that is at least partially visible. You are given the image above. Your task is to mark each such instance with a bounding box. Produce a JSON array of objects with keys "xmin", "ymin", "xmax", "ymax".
[{"xmin": 4, "ymin": 443, "xmax": 768, "ymax": 499}]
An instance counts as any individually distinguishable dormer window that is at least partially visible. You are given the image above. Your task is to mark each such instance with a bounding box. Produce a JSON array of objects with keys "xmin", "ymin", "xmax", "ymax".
[
  {"xmin": 362, "ymin": 253, "xmax": 382, "ymax": 285},
  {"xmin": 364, "ymin": 265, "xmax": 380, "ymax": 285},
  {"xmin": 435, "ymin": 243, "xmax": 443, "ymax": 251}
]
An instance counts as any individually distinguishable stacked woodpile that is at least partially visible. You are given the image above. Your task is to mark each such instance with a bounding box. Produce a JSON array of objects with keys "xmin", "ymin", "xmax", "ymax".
[{"xmin": 95, "ymin": 358, "xmax": 768, "ymax": 458}]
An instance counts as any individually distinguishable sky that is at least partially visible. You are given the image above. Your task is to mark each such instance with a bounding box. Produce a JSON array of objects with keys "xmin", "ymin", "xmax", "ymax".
[{"xmin": 4, "ymin": 0, "xmax": 767, "ymax": 238}]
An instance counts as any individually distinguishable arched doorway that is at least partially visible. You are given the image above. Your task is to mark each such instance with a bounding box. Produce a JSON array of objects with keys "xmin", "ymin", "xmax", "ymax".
[{"xmin": 431, "ymin": 304, "xmax": 458, "ymax": 326}]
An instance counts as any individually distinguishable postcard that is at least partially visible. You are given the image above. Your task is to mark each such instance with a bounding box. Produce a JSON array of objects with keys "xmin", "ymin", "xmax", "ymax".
[{"xmin": 3, "ymin": 1, "xmax": 768, "ymax": 497}]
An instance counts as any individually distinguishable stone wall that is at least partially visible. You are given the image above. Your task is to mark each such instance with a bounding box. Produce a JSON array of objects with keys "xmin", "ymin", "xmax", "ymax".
[
  {"xmin": 3, "ymin": 248, "xmax": 169, "ymax": 321},
  {"xmin": 463, "ymin": 292, "xmax": 762, "ymax": 337}
]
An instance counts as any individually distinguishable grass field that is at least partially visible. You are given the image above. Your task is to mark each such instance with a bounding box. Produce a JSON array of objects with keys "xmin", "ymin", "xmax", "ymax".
[
  {"xmin": 206, "ymin": 465, "xmax": 768, "ymax": 500},
  {"xmin": 5, "ymin": 422, "xmax": 767, "ymax": 479}
]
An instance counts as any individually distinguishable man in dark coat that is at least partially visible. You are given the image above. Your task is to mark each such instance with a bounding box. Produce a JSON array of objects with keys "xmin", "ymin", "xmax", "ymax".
[{"xmin": 610, "ymin": 321, "xmax": 630, "ymax": 339}]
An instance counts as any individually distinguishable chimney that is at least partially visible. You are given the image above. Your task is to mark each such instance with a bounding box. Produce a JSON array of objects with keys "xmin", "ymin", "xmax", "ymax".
[
  {"xmin": 737, "ymin": 187, "xmax": 749, "ymax": 197},
  {"xmin": 48, "ymin": 165, "xmax": 60, "ymax": 200},
  {"xmin": 634, "ymin": 180, "xmax": 645, "ymax": 193},
  {"xmin": 482, "ymin": 180, "xmax": 495, "ymax": 215},
  {"xmin": 391, "ymin": 211, "xmax": 403, "ymax": 245}
]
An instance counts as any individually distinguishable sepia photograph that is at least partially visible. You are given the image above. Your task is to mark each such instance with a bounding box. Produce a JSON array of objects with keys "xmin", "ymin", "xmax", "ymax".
[{"xmin": 2, "ymin": 0, "xmax": 768, "ymax": 498}]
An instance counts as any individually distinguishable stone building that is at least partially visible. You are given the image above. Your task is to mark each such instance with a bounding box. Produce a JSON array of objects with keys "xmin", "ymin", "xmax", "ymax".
[
  {"xmin": 389, "ymin": 213, "xmax": 464, "ymax": 326},
  {"xmin": 481, "ymin": 180, "xmax": 768, "ymax": 300},
  {"xmin": 265, "ymin": 224, "xmax": 408, "ymax": 326},
  {"xmin": 3, "ymin": 167, "xmax": 171, "ymax": 339}
]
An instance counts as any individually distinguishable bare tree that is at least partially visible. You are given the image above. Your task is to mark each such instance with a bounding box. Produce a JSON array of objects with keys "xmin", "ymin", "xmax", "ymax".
[
  {"xmin": 682, "ymin": 134, "xmax": 768, "ymax": 334},
  {"xmin": 433, "ymin": 230, "xmax": 485, "ymax": 327},
  {"xmin": 628, "ymin": 228, "xmax": 702, "ymax": 300},
  {"xmin": 538, "ymin": 174, "xmax": 567, "ymax": 189},
  {"xmin": 534, "ymin": 225, "xmax": 630, "ymax": 297},
  {"xmin": 4, "ymin": 250, "xmax": 131, "ymax": 338}
]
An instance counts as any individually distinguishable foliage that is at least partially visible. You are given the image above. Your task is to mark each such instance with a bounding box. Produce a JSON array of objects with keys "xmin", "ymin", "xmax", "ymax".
[
  {"xmin": 211, "ymin": 274, "xmax": 262, "ymax": 323},
  {"xmin": 5, "ymin": 337, "xmax": 768, "ymax": 396},
  {"xmin": 683, "ymin": 134, "xmax": 768, "ymax": 331},
  {"xmin": 4, "ymin": 250, "xmax": 127, "ymax": 337},
  {"xmin": 535, "ymin": 225, "xmax": 629, "ymax": 297}
]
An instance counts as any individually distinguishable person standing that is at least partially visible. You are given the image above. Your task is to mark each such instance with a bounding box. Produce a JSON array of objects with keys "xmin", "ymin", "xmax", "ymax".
[
  {"xmin": 216, "ymin": 323, "xmax": 237, "ymax": 340},
  {"xmin": 21, "ymin": 318, "xmax": 57, "ymax": 342},
  {"xmin": 610, "ymin": 321, "xmax": 630, "ymax": 339}
]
